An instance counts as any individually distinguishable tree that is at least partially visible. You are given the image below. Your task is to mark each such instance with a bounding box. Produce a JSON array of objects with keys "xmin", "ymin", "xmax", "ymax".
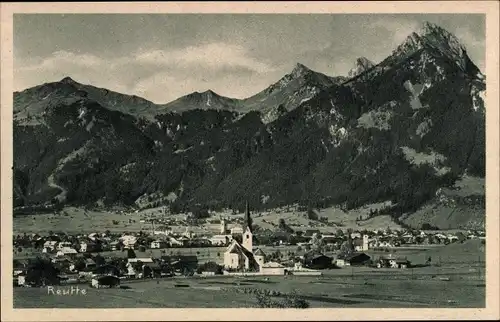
[
  {"xmin": 311, "ymin": 233, "xmax": 324, "ymax": 252},
  {"xmin": 255, "ymin": 290, "xmax": 309, "ymax": 308},
  {"xmin": 127, "ymin": 248, "xmax": 137, "ymax": 259},
  {"xmin": 26, "ymin": 257, "xmax": 60, "ymax": 287},
  {"xmin": 94, "ymin": 254, "xmax": 105, "ymax": 266},
  {"xmin": 456, "ymin": 232, "xmax": 466, "ymax": 243},
  {"xmin": 278, "ymin": 218, "xmax": 286, "ymax": 230},
  {"xmin": 307, "ymin": 208, "xmax": 318, "ymax": 221}
]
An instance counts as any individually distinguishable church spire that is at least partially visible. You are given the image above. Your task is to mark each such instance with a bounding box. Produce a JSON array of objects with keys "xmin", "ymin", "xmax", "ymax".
[{"xmin": 244, "ymin": 201, "xmax": 252, "ymax": 232}]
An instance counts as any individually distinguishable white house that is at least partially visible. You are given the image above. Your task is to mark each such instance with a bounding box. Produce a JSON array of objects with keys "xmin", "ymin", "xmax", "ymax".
[
  {"xmin": 150, "ymin": 240, "xmax": 168, "ymax": 249},
  {"xmin": 210, "ymin": 235, "xmax": 233, "ymax": 246},
  {"xmin": 260, "ymin": 262, "xmax": 285, "ymax": 275},
  {"xmin": 120, "ymin": 235, "xmax": 137, "ymax": 249},
  {"xmin": 79, "ymin": 242, "xmax": 88, "ymax": 253},
  {"xmin": 127, "ymin": 257, "xmax": 154, "ymax": 263},
  {"xmin": 253, "ymin": 248, "xmax": 266, "ymax": 267},
  {"xmin": 57, "ymin": 242, "xmax": 72, "ymax": 250},
  {"xmin": 56, "ymin": 247, "xmax": 78, "ymax": 256},
  {"xmin": 230, "ymin": 226, "xmax": 244, "ymax": 235},
  {"xmin": 43, "ymin": 240, "xmax": 58, "ymax": 251},
  {"xmin": 350, "ymin": 232, "xmax": 362, "ymax": 239}
]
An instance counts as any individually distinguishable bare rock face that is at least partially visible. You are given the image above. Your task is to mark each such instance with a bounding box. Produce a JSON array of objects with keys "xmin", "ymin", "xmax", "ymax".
[{"xmin": 348, "ymin": 57, "xmax": 375, "ymax": 78}]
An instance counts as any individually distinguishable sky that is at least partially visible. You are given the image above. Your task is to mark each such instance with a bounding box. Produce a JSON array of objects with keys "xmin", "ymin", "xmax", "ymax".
[{"xmin": 14, "ymin": 14, "xmax": 485, "ymax": 104}]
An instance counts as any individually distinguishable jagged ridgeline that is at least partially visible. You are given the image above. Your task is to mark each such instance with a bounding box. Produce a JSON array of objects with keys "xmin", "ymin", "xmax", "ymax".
[{"xmin": 13, "ymin": 22, "xmax": 485, "ymax": 229}]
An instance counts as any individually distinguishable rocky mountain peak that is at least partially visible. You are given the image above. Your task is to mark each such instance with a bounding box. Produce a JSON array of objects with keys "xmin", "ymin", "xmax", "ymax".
[
  {"xmin": 391, "ymin": 21, "xmax": 470, "ymax": 72},
  {"xmin": 348, "ymin": 57, "xmax": 375, "ymax": 78},
  {"xmin": 291, "ymin": 63, "xmax": 312, "ymax": 77},
  {"xmin": 60, "ymin": 76, "xmax": 78, "ymax": 85}
]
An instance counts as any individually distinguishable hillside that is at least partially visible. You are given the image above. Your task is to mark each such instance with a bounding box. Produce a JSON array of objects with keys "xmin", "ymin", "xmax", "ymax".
[{"xmin": 12, "ymin": 22, "xmax": 486, "ymax": 229}]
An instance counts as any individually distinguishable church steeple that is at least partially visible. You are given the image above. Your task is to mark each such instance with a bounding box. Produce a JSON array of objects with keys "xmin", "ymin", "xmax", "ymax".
[
  {"xmin": 244, "ymin": 201, "xmax": 252, "ymax": 232},
  {"xmin": 242, "ymin": 201, "xmax": 253, "ymax": 252}
]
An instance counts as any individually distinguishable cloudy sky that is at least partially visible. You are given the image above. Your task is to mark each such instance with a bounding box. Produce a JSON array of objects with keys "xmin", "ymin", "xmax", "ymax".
[{"xmin": 14, "ymin": 14, "xmax": 485, "ymax": 104}]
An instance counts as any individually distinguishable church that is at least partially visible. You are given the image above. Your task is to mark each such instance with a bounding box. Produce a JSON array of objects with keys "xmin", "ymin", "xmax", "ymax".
[{"xmin": 223, "ymin": 202, "xmax": 265, "ymax": 272}]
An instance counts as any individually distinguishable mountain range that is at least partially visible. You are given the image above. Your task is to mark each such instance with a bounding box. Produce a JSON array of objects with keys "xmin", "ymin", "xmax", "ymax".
[{"xmin": 13, "ymin": 22, "xmax": 486, "ymax": 230}]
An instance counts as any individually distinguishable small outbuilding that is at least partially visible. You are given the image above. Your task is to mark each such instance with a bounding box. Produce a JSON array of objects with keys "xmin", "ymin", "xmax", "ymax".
[
  {"xmin": 91, "ymin": 275, "xmax": 120, "ymax": 289},
  {"xmin": 344, "ymin": 252, "xmax": 371, "ymax": 266},
  {"xmin": 260, "ymin": 262, "xmax": 285, "ymax": 276}
]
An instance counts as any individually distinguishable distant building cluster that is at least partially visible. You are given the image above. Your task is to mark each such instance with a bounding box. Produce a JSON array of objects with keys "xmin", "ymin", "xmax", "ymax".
[{"xmin": 12, "ymin": 201, "xmax": 485, "ymax": 288}]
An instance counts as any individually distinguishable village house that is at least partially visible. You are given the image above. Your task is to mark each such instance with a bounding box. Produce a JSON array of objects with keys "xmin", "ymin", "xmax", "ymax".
[
  {"xmin": 127, "ymin": 257, "xmax": 154, "ymax": 264},
  {"xmin": 352, "ymin": 235, "xmax": 369, "ymax": 252},
  {"xmin": 56, "ymin": 247, "xmax": 78, "ymax": 257},
  {"xmin": 109, "ymin": 240, "xmax": 121, "ymax": 251},
  {"xmin": 209, "ymin": 234, "xmax": 233, "ymax": 246},
  {"xmin": 84, "ymin": 258, "xmax": 97, "ymax": 270},
  {"xmin": 56, "ymin": 241, "xmax": 73, "ymax": 250},
  {"xmin": 150, "ymin": 240, "xmax": 168, "ymax": 249},
  {"xmin": 79, "ymin": 240, "xmax": 102, "ymax": 253},
  {"xmin": 334, "ymin": 258, "xmax": 346, "ymax": 267},
  {"xmin": 230, "ymin": 226, "xmax": 244, "ymax": 235},
  {"xmin": 260, "ymin": 261, "xmax": 285, "ymax": 275},
  {"xmin": 350, "ymin": 231, "xmax": 362, "ymax": 239},
  {"xmin": 344, "ymin": 252, "xmax": 371, "ymax": 266},
  {"xmin": 143, "ymin": 262, "xmax": 163, "ymax": 278},
  {"xmin": 378, "ymin": 256, "xmax": 411, "ymax": 269},
  {"xmin": 91, "ymin": 264, "xmax": 121, "ymax": 277},
  {"xmin": 120, "ymin": 235, "xmax": 137, "ymax": 249},
  {"xmin": 183, "ymin": 228, "xmax": 195, "ymax": 239},
  {"xmin": 42, "ymin": 240, "xmax": 58, "ymax": 252},
  {"xmin": 91, "ymin": 275, "xmax": 120, "ymax": 288},
  {"xmin": 303, "ymin": 229, "xmax": 321, "ymax": 239},
  {"xmin": 303, "ymin": 252, "xmax": 333, "ymax": 269},
  {"xmin": 321, "ymin": 235, "xmax": 342, "ymax": 245}
]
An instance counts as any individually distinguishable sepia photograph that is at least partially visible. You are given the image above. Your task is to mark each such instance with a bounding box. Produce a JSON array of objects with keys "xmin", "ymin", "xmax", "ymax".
[{"xmin": 1, "ymin": 1, "xmax": 499, "ymax": 321}]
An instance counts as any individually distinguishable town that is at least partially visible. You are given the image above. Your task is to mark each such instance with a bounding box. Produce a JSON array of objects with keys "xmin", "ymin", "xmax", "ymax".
[{"xmin": 13, "ymin": 203, "xmax": 485, "ymax": 291}]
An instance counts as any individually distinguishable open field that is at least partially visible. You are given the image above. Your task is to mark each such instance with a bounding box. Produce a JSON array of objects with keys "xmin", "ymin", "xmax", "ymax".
[
  {"xmin": 14, "ymin": 269, "xmax": 485, "ymax": 308},
  {"xmin": 13, "ymin": 202, "xmax": 405, "ymax": 235},
  {"xmin": 14, "ymin": 200, "xmax": 483, "ymax": 236}
]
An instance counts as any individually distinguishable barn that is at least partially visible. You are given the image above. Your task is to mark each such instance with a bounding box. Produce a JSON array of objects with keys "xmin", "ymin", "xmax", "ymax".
[{"xmin": 91, "ymin": 275, "xmax": 120, "ymax": 288}]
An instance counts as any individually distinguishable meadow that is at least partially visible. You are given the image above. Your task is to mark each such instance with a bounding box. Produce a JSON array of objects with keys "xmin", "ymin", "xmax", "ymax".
[{"xmin": 14, "ymin": 268, "xmax": 485, "ymax": 308}]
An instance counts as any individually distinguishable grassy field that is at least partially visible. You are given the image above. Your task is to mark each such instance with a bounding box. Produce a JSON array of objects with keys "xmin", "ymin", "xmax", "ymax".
[
  {"xmin": 13, "ymin": 202, "xmax": 405, "ymax": 235},
  {"xmin": 14, "ymin": 269, "xmax": 485, "ymax": 308}
]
